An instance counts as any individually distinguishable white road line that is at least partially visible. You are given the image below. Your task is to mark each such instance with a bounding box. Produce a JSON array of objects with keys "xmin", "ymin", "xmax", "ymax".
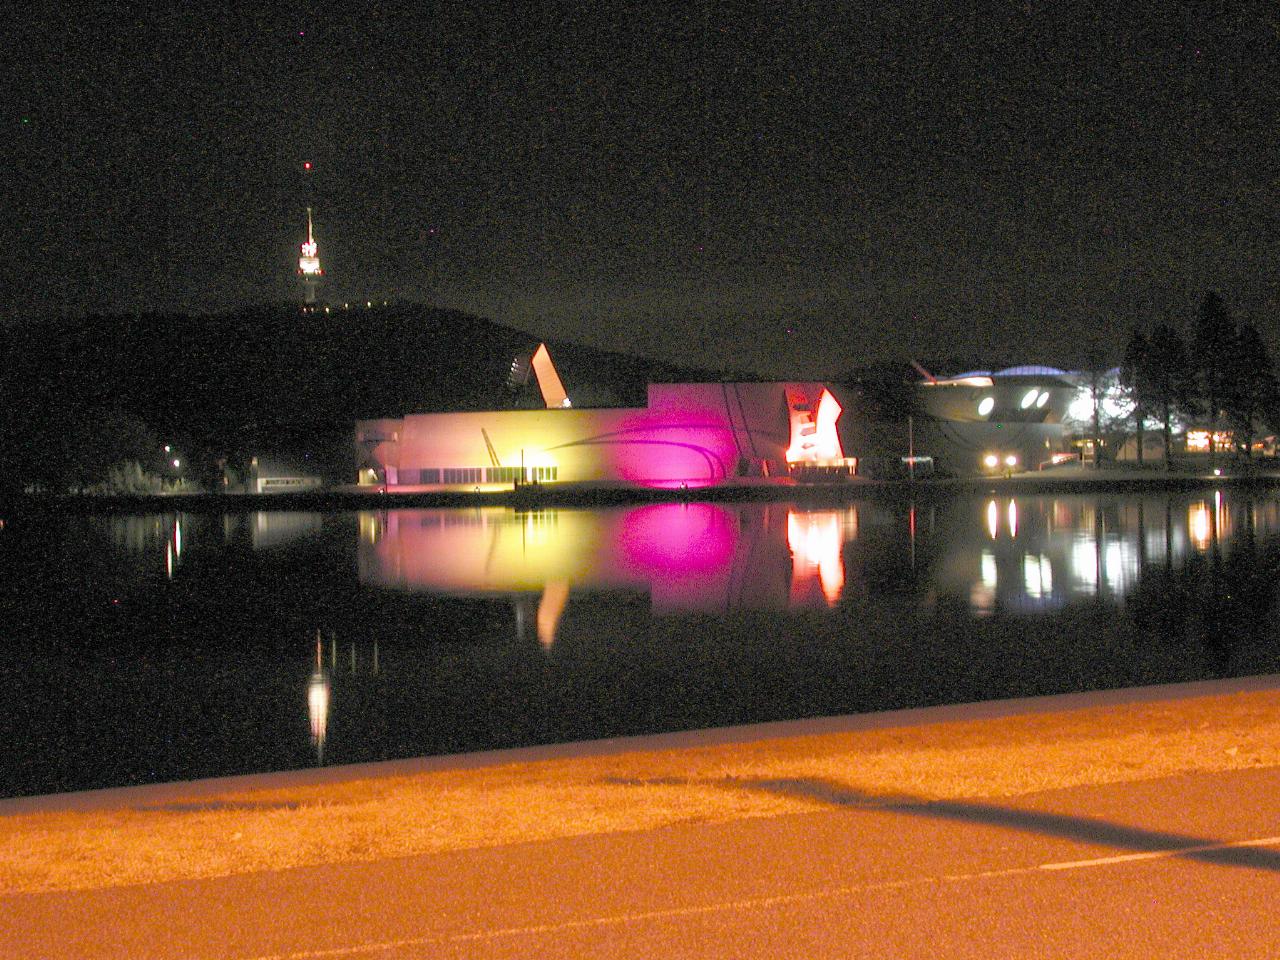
[
  {"xmin": 241, "ymin": 834, "xmax": 1280, "ymax": 960},
  {"xmin": 1038, "ymin": 834, "xmax": 1280, "ymax": 871}
]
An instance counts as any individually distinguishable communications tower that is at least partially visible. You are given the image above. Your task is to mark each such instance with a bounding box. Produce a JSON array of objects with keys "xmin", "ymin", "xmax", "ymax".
[{"xmin": 298, "ymin": 207, "xmax": 324, "ymax": 305}]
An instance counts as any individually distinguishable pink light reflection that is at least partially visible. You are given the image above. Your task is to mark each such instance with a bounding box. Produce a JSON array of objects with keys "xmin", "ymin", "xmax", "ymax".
[{"xmin": 616, "ymin": 502, "xmax": 739, "ymax": 612}]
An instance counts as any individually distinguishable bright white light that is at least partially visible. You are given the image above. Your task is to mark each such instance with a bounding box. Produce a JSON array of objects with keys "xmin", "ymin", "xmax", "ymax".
[
  {"xmin": 308, "ymin": 673, "xmax": 330, "ymax": 751},
  {"xmin": 172, "ymin": 458, "xmax": 180, "ymax": 468},
  {"xmin": 981, "ymin": 549, "xmax": 997, "ymax": 588},
  {"xmin": 1102, "ymin": 393, "xmax": 1134, "ymax": 419},
  {"xmin": 1036, "ymin": 391, "xmax": 1049, "ymax": 408},
  {"xmin": 978, "ymin": 396, "xmax": 995, "ymax": 417},
  {"xmin": 1007, "ymin": 499, "xmax": 1018, "ymax": 536},
  {"xmin": 1004, "ymin": 454, "xmax": 1018, "ymax": 467},
  {"xmin": 1067, "ymin": 389, "xmax": 1095, "ymax": 423},
  {"xmin": 986, "ymin": 500, "xmax": 999, "ymax": 539},
  {"xmin": 1071, "ymin": 538, "xmax": 1098, "ymax": 590},
  {"xmin": 983, "ymin": 453, "xmax": 999, "ymax": 469},
  {"xmin": 1024, "ymin": 554, "xmax": 1052, "ymax": 598},
  {"xmin": 1020, "ymin": 389, "xmax": 1038, "ymax": 409}
]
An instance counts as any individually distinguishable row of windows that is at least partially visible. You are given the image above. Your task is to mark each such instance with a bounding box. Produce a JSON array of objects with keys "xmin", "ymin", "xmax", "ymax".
[{"xmin": 398, "ymin": 466, "xmax": 559, "ymax": 485}]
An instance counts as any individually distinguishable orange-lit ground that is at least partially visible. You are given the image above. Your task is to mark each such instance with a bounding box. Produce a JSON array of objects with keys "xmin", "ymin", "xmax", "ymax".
[{"xmin": 2, "ymin": 678, "xmax": 1278, "ymax": 958}]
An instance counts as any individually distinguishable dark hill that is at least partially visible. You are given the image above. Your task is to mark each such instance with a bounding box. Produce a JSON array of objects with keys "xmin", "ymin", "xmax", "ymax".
[{"xmin": 1, "ymin": 302, "xmax": 730, "ymax": 490}]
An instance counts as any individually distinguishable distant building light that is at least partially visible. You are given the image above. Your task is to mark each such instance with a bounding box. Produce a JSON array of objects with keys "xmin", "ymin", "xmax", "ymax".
[
  {"xmin": 1186, "ymin": 430, "xmax": 1232, "ymax": 452},
  {"xmin": 172, "ymin": 458, "xmax": 180, "ymax": 468}
]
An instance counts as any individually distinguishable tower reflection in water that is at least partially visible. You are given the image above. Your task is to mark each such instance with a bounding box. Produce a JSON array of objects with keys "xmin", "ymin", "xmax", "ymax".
[{"xmin": 307, "ymin": 628, "xmax": 378, "ymax": 765}]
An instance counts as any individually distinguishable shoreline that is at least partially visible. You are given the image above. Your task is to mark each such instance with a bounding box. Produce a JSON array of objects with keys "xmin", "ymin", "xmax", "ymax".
[
  {"xmin": 3, "ymin": 673, "xmax": 1277, "ymax": 894},
  {"xmin": 7, "ymin": 465, "xmax": 1280, "ymax": 515}
]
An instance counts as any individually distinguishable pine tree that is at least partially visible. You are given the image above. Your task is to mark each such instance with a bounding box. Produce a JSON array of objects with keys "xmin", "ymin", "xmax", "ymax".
[
  {"xmin": 1144, "ymin": 322, "xmax": 1191, "ymax": 469},
  {"xmin": 1222, "ymin": 321, "xmax": 1278, "ymax": 456},
  {"xmin": 1191, "ymin": 292, "xmax": 1236, "ymax": 459}
]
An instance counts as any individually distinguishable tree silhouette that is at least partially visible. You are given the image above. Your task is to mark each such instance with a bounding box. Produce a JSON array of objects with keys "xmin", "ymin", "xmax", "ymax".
[
  {"xmin": 1191, "ymin": 292, "xmax": 1236, "ymax": 459},
  {"xmin": 1143, "ymin": 322, "xmax": 1192, "ymax": 469},
  {"xmin": 1119, "ymin": 327, "xmax": 1151, "ymax": 466},
  {"xmin": 1222, "ymin": 321, "xmax": 1278, "ymax": 456}
]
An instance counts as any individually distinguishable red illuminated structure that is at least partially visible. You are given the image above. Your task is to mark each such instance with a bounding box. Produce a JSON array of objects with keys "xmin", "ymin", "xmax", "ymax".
[{"xmin": 298, "ymin": 207, "xmax": 323, "ymax": 305}]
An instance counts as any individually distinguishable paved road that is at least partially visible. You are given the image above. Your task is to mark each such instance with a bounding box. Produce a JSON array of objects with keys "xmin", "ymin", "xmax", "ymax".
[
  {"xmin": 5, "ymin": 762, "xmax": 1274, "ymax": 957},
  {"xmin": 4, "ymin": 765, "xmax": 1278, "ymax": 959}
]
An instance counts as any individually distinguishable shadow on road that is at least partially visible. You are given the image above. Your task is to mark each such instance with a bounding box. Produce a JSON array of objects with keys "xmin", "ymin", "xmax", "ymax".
[{"xmin": 731, "ymin": 775, "xmax": 1280, "ymax": 874}]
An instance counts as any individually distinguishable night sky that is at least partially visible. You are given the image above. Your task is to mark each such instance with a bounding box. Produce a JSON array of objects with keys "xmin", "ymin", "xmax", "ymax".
[{"xmin": 7, "ymin": 4, "xmax": 1280, "ymax": 376}]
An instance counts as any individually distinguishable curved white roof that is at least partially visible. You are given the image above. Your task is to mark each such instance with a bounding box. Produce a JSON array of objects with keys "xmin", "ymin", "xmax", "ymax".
[{"xmin": 993, "ymin": 365, "xmax": 1068, "ymax": 376}]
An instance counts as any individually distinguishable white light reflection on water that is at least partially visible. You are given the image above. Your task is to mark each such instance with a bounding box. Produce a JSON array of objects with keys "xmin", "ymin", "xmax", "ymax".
[
  {"xmin": 949, "ymin": 493, "xmax": 1246, "ymax": 613},
  {"xmin": 305, "ymin": 630, "xmax": 378, "ymax": 765},
  {"xmin": 1024, "ymin": 554, "xmax": 1052, "ymax": 599},
  {"xmin": 786, "ymin": 510, "xmax": 848, "ymax": 606}
]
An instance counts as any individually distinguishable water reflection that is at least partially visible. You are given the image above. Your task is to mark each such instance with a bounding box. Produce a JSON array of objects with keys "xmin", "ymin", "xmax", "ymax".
[
  {"xmin": 17, "ymin": 491, "xmax": 1280, "ymax": 791},
  {"xmin": 358, "ymin": 503, "xmax": 860, "ymax": 644},
  {"xmin": 308, "ymin": 631, "xmax": 330, "ymax": 764},
  {"xmin": 355, "ymin": 493, "xmax": 1280, "ymax": 632},
  {"xmin": 306, "ymin": 629, "xmax": 379, "ymax": 765},
  {"xmin": 99, "ymin": 513, "xmax": 189, "ymax": 579},
  {"xmin": 937, "ymin": 492, "xmax": 1280, "ymax": 614},
  {"xmin": 250, "ymin": 512, "xmax": 324, "ymax": 550}
]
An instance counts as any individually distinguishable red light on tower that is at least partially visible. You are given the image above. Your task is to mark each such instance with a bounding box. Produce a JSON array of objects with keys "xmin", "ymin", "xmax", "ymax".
[{"xmin": 303, "ymin": 161, "xmax": 313, "ymax": 171}]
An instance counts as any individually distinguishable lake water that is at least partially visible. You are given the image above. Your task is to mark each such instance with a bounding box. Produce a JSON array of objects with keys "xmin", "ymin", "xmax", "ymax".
[{"xmin": 3, "ymin": 490, "xmax": 1279, "ymax": 798}]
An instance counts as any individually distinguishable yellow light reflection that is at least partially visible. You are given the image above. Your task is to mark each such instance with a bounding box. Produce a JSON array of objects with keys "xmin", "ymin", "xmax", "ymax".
[
  {"xmin": 536, "ymin": 581, "xmax": 570, "ymax": 649},
  {"xmin": 986, "ymin": 500, "xmax": 999, "ymax": 540},
  {"xmin": 1189, "ymin": 501, "xmax": 1211, "ymax": 551},
  {"xmin": 1007, "ymin": 500, "xmax": 1018, "ymax": 539}
]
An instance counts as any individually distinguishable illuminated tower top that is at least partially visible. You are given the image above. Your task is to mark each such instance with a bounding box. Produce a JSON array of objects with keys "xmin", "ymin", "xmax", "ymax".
[
  {"xmin": 298, "ymin": 207, "xmax": 323, "ymax": 305},
  {"xmin": 298, "ymin": 207, "xmax": 323, "ymax": 276}
]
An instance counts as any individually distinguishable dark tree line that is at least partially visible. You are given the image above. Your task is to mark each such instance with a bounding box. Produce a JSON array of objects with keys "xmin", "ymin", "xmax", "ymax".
[{"xmin": 1120, "ymin": 292, "xmax": 1279, "ymax": 466}]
